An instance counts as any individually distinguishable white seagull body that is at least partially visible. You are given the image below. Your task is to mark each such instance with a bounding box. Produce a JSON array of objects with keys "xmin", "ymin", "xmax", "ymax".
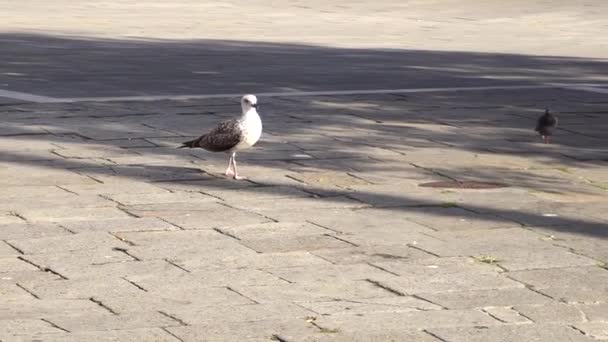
[{"xmin": 179, "ymin": 94, "xmax": 262, "ymax": 180}]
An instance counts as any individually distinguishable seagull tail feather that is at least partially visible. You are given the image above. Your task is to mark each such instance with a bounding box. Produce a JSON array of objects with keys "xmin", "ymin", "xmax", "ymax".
[{"xmin": 178, "ymin": 138, "xmax": 199, "ymax": 149}]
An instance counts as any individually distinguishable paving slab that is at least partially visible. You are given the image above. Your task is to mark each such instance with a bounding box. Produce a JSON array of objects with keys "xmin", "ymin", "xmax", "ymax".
[
  {"xmin": 428, "ymin": 324, "xmax": 597, "ymax": 342},
  {"xmin": 1, "ymin": 2, "xmax": 608, "ymax": 340}
]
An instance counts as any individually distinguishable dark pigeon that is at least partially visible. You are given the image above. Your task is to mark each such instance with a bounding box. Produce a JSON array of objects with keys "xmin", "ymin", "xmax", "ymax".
[{"xmin": 535, "ymin": 109, "xmax": 558, "ymax": 144}]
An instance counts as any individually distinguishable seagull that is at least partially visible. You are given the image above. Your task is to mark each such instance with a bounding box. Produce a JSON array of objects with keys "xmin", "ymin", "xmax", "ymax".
[
  {"xmin": 179, "ymin": 94, "xmax": 262, "ymax": 180},
  {"xmin": 535, "ymin": 108, "xmax": 558, "ymax": 144}
]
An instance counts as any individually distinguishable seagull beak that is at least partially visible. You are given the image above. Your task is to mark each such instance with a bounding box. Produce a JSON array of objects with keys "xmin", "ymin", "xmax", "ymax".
[{"xmin": 252, "ymin": 104, "xmax": 259, "ymax": 109}]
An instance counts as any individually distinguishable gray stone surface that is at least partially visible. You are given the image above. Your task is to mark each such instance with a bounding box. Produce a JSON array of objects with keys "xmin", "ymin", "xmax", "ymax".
[
  {"xmin": 1, "ymin": 1, "xmax": 608, "ymax": 340},
  {"xmin": 428, "ymin": 324, "xmax": 597, "ymax": 342}
]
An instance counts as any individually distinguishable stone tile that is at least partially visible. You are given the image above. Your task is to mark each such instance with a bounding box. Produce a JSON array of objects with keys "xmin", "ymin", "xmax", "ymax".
[
  {"xmin": 23, "ymin": 250, "xmax": 139, "ymax": 279},
  {"xmin": 264, "ymin": 264, "xmax": 397, "ymax": 284},
  {"xmin": 0, "ymin": 194, "xmax": 115, "ymax": 212},
  {"xmin": 215, "ymin": 221, "xmax": 329, "ymax": 240},
  {"xmin": 7, "ymin": 232, "xmax": 128, "ymax": 254},
  {"xmin": 49, "ymin": 311, "xmax": 178, "ymax": 332},
  {"xmin": 402, "ymin": 207, "xmax": 518, "ymax": 232},
  {"xmin": 0, "ymin": 241, "xmax": 23, "ymax": 257},
  {"xmin": 421, "ymin": 228, "xmax": 598, "ymax": 271},
  {"xmin": 8, "ymin": 328, "xmax": 181, "ymax": 342},
  {"xmin": 0, "ymin": 186, "xmax": 70, "ymax": 200},
  {"xmin": 578, "ymin": 303, "xmax": 608, "ymax": 321},
  {"xmin": 0, "ymin": 257, "xmax": 39, "ymax": 273},
  {"xmin": 106, "ymin": 191, "xmax": 217, "ymax": 206},
  {"xmin": 371, "ymin": 257, "xmax": 522, "ymax": 294},
  {"xmin": 172, "ymin": 251, "xmax": 332, "ymax": 272},
  {"xmin": 61, "ymin": 217, "xmax": 178, "ymax": 233},
  {"xmin": 296, "ymin": 330, "xmax": 442, "ymax": 342},
  {"xmin": 0, "ymin": 223, "xmax": 70, "ymax": 240},
  {"xmin": 428, "ymin": 324, "xmax": 596, "ymax": 342},
  {"xmin": 118, "ymin": 201, "xmax": 225, "ymax": 217},
  {"xmin": 61, "ymin": 180, "xmax": 170, "ymax": 195},
  {"xmin": 94, "ymin": 287, "xmax": 254, "ymax": 313},
  {"xmin": 0, "ymin": 270, "xmax": 61, "ymax": 284},
  {"xmin": 315, "ymin": 309, "xmax": 500, "ymax": 332},
  {"xmin": 0, "ymin": 213, "xmax": 25, "ymax": 225},
  {"xmin": 0, "ymin": 319, "xmax": 62, "ymax": 335},
  {"xmin": 229, "ymin": 196, "xmax": 367, "ymax": 213},
  {"xmin": 0, "ymin": 298, "xmax": 105, "ymax": 320},
  {"xmin": 21, "ymin": 277, "xmax": 143, "ymax": 299},
  {"xmin": 299, "ymin": 296, "xmax": 441, "ymax": 315},
  {"xmin": 159, "ymin": 208, "xmax": 272, "ymax": 229},
  {"xmin": 237, "ymin": 280, "xmax": 394, "ymax": 303},
  {"xmin": 483, "ymin": 307, "xmax": 531, "ymax": 323},
  {"xmin": 513, "ymin": 303, "xmax": 588, "ymax": 323},
  {"xmin": 128, "ymin": 268, "xmax": 287, "ymax": 290},
  {"xmin": 241, "ymin": 234, "xmax": 353, "ymax": 253},
  {"xmin": 18, "ymin": 207, "xmax": 131, "ymax": 222},
  {"xmin": 573, "ymin": 322, "xmax": 608, "ymax": 340},
  {"xmin": 419, "ymin": 288, "xmax": 553, "ymax": 309},
  {"xmin": 167, "ymin": 319, "xmax": 318, "ymax": 342},
  {"xmin": 508, "ymin": 266, "xmax": 608, "ymax": 303},
  {"xmin": 312, "ymin": 245, "xmax": 434, "ymax": 264},
  {"xmin": 163, "ymin": 303, "xmax": 312, "ymax": 325}
]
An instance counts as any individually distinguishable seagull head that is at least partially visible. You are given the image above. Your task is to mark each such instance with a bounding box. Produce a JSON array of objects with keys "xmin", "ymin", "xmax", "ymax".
[{"xmin": 241, "ymin": 94, "xmax": 259, "ymax": 112}]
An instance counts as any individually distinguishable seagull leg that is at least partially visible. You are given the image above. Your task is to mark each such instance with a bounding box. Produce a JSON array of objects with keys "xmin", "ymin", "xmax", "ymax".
[
  {"xmin": 231, "ymin": 153, "xmax": 247, "ymax": 180},
  {"xmin": 224, "ymin": 154, "xmax": 235, "ymax": 177}
]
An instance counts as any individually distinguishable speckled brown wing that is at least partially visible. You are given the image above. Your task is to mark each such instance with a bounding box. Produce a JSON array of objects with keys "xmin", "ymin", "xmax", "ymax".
[{"xmin": 195, "ymin": 119, "xmax": 243, "ymax": 152}]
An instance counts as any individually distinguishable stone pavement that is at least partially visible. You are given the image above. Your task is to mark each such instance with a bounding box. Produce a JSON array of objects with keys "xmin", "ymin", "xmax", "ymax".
[
  {"xmin": 1, "ymin": 87, "xmax": 607, "ymax": 341},
  {"xmin": 1, "ymin": 0, "xmax": 608, "ymax": 341}
]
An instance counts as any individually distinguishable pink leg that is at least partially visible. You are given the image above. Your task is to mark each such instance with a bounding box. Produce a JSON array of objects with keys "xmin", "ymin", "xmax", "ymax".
[
  {"xmin": 231, "ymin": 153, "xmax": 247, "ymax": 180},
  {"xmin": 224, "ymin": 154, "xmax": 235, "ymax": 177}
]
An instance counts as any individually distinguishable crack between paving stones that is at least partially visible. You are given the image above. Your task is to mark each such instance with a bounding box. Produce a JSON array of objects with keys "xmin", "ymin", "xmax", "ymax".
[
  {"xmin": 110, "ymin": 233, "xmax": 138, "ymax": 246},
  {"xmin": 309, "ymin": 252, "xmax": 338, "ymax": 265},
  {"xmin": 326, "ymin": 234, "xmax": 359, "ymax": 247},
  {"xmin": 218, "ymin": 202, "xmax": 279, "ymax": 223},
  {"xmin": 481, "ymin": 308, "xmax": 507, "ymax": 323},
  {"xmin": 89, "ymin": 297, "xmax": 118, "ymax": 315},
  {"xmin": 259, "ymin": 269, "xmax": 293, "ymax": 284},
  {"xmin": 115, "ymin": 206, "xmax": 141, "ymax": 218},
  {"xmin": 195, "ymin": 190, "xmax": 224, "ymax": 201},
  {"xmin": 156, "ymin": 217, "xmax": 186, "ymax": 230},
  {"xmin": 17, "ymin": 256, "xmax": 69, "ymax": 280},
  {"xmin": 111, "ymin": 247, "xmax": 141, "ymax": 261},
  {"xmin": 58, "ymin": 225, "xmax": 77, "ymax": 234},
  {"xmin": 306, "ymin": 220, "xmax": 344, "ymax": 234},
  {"xmin": 365, "ymin": 279, "xmax": 405, "ymax": 297},
  {"xmin": 367, "ymin": 262, "xmax": 400, "ymax": 276},
  {"xmin": 7, "ymin": 211, "xmax": 27, "ymax": 223},
  {"xmin": 4, "ymin": 240, "xmax": 24, "ymax": 254},
  {"xmin": 226, "ymin": 286, "xmax": 259, "ymax": 304},
  {"xmin": 16, "ymin": 283, "xmax": 40, "ymax": 299},
  {"xmin": 410, "ymin": 294, "xmax": 448, "ymax": 310},
  {"xmin": 504, "ymin": 276, "xmax": 556, "ymax": 301},
  {"xmin": 164, "ymin": 259, "xmax": 191, "ymax": 273},
  {"xmin": 212, "ymin": 227, "xmax": 241, "ymax": 240},
  {"xmin": 569, "ymin": 324, "xmax": 590, "ymax": 337},
  {"xmin": 510, "ymin": 307, "xmax": 536, "ymax": 323},
  {"xmin": 158, "ymin": 310, "xmax": 188, "ymax": 326},
  {"xmin": 40, "ymin": 318, "xmax": 70, "ymax": 333},
  {"xmin": 422, "ymin": 329, "xmax": 450, "ymax": 342},
  {"xmin": 162, "ymin": 327, "xmax": 186, "ymax": 342},
  {"xmin": 122, "ymin": 277, "xmax": 148, "ymax": 292},
  {"xmin": 55, "ymin": 185, "xmax": 79, "ymax": 195},
  {"xmin": 407, "ymin": 244, "xmax": 441, "ymax": 257}
]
